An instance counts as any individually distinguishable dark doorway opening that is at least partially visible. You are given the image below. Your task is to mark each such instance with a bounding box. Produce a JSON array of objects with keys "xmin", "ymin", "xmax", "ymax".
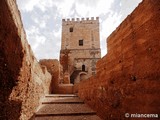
[{"xmin": 82, "ymin": 65, "xmax": 85, "ymax": 71}]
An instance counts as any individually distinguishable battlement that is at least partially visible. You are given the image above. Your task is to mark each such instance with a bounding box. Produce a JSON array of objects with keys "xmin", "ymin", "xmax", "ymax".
[{"xmin": 62, "ymin": 17, "xmax": 99, "ymax": 25}]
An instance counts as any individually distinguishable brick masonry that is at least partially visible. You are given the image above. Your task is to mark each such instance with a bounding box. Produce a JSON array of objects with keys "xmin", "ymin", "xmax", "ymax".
[{"xmin": 77, "ymin": 0, "xmax": 160, "ymax": 119}]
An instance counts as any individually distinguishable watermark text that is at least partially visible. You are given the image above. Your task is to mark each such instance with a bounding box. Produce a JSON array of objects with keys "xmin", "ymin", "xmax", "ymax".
[{"xmin": 125, "ymin": 113, "xmax": 159, "ymax": 118}]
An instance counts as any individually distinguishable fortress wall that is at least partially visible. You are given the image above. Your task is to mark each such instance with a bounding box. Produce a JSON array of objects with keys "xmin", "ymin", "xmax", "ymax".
[
  {"xmin": 77, "ymin": 0, "xmax": 160, "ymax": 119},
  {"xmin": 0, "ymin": 0, "xmax": 52, "ymax": 119}
]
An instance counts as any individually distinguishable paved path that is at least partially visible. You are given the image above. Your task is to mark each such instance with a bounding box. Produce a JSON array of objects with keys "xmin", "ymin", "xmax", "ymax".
[{"xmin": 35, "ymin": 94, "xmax": 102, "ymax": 120}]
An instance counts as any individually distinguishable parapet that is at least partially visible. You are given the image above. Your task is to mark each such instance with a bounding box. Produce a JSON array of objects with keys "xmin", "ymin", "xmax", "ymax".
[{"xmin": 62, "ymin": 17, "xmax": 99, "ymax": 25}]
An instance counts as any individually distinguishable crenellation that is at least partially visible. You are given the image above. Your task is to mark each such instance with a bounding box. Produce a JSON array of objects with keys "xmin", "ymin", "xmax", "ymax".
[
  {"xmin": 81, "ymin": 18, "xmax": 85, "ymax": 21},
  {"xmin": 1, "ymin": 0, "xmax": 160, "ymax": 120},
  {"xmin": 60, "ymin": 16, "xmax": 101, "ymax": 84},
  {"xmin": 62, "ymin": 19, "xmax": 65, "ymax": 22},
  {"xmin": 96, "ymin": 17, "xmax": 99, "ymax": 20},
  {"xmin": 67, "ymin": 18, "xmax": 70, "ymax": 21},
  {"xmin": 76, "ymin": 18, "xmax": 80, "ymax": 21},
  {"xmin": 62, "ymin": 17, "xmax": 99, "ymax": 25}
]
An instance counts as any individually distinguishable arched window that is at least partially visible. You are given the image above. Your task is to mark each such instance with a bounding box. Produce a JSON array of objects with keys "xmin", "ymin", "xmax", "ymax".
[{"xmin": 82, "ymin": 65, "xmax": 85, "ymax": 71}]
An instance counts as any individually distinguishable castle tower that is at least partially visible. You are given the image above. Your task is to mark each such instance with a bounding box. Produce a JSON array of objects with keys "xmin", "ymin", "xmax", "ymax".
[{"xmin": 60, "ymin": 17, "xmax": 101, "ymax": 84}]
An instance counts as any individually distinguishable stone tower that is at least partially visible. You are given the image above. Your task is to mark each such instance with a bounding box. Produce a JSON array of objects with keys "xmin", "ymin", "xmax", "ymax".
[{"xmin": 60, "ymin": 17, "xmax": 101, "ymax": 84}]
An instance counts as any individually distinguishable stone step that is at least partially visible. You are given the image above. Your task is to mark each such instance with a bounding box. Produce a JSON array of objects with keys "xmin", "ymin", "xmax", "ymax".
[
  {"xmin": 45, "ymin": 94, "xmax": 78, "ymax": 97},
  {"xmin": 35, "ymin": 115, "xmax": 102, "ymax": 120},
  {"xmin": 36, "ymin": 104, "xmax": 96, "ymax": 116},
  {"xmin": 42, "ymin": 97, "xmax": 84, "ymax": 104},
  {"xmin": 35, "ymin": 94, "xmax": 102, "ymax": 120},
  {"xmin": 36, "ymin": 112, "xmax": 96, "ymax": 116}
]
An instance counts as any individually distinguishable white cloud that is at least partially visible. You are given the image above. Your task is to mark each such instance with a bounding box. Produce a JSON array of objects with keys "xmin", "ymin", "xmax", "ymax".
[
  {"xmin": 74, "ymin": 0, "xmax": 113, "ymax": 17},
  {"xmin": 102, "ymin": 12, "xmax": 122, "ymax": 38},
  {"xmin": 17, "ymin": 0, "xmax": 55, "ymax": 12},
  {"xmin": 56, "ymin": 0, "xmax": 75, "ymax": 17},
  {"xmin": 53, "ymin": 28, "xmax": 61, "ymax": 38},
  {"xmin": 35, "ymin": 35, "xmax": 46, "ymax": 44},
  {"xmin": 17, "ymin": 0, "xmax": 142, "ymax": 60},
  {"xmin": 75, "ymin": 3, "xmax": 89, "ymax": 17},
  {"xmin": 17, "ymin": 0, "xmax": 40, "ymax": 12},
  {"xmin": 119, "ymin": 0, "xmax": 143, "ymax": 20},
  {"xmin": 100, "ymin": 12, "xmax": 122, "ymax": 57},
  {"xmin": 25, "ymin": 26, "xmax": 46, "ymax": 52},
  {"xmin": 96, "ymin": 0, "xmax": 113, "ymax": 15},
  {"xmin": 39, "ymin": 21, "xmax": 46, "ymax": 28},
  {"xmin": 26, "ymin": 26, "xmax": 39, "ymax": 36}
]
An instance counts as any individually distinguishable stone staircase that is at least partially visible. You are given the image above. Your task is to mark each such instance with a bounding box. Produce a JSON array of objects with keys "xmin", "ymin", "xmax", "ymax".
[{"xmin": 35, "ymin": 94, "xmax": 102, "ymax": 120}]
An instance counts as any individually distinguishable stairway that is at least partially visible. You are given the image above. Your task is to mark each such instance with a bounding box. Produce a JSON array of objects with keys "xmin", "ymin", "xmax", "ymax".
[{"xmin": 35, "ymin": 94, "xmax": 102, "ymax": 120}]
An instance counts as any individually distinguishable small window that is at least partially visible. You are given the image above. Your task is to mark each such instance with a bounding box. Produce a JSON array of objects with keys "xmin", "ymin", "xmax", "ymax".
[
  {"xmin": 70, "ymin": 27, "xmax": 73, "ymax": 32},
  {"xmin": 79, "ymin": 40, "xmax": 83, "ymax": 46},
  {"xmin": 82, "ymin": 65, "xmax": 85, "ymax": 71}
]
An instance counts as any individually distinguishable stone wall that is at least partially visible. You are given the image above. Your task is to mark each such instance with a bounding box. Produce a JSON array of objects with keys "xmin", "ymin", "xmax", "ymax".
[
  {"xmin": 0, "ymin": 0, "xmax": 52, "ymax": 120},
  {"xmin": 77, "ymin": 0, "xmax": 160, "ymax": 119},
  {"xmin": 39, "ymin": 59, "xmax": 60, "ymax": 93},
  {"xmin": 58, "ymin": 84, "xmax": 74, "ymax": 94},
  {"xmin": 40, "ymin": 59, "xmax": 75, "ymax": 94}
]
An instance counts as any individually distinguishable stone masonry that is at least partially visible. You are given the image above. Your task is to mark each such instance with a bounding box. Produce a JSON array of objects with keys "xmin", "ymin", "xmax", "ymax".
[
  {"xmin": 60, "ymin": 17, "xmax": 101, "ymax": 84},
  {"xmin": 77, "ymin": 0, "xmax": 160, "ymax": 119},
  {"xmin": 0, "ymin": 0, "xmax": 52, "ymax": 119},
  {"xmin": 1, "ymin": 0, "xmax": 160, "ymax": 120}
]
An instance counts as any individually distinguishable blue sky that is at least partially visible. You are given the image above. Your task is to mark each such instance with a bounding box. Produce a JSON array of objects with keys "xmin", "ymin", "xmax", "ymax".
[{"xmin": 17, "ymin": 0, "xmax": 142, "ymax": 60}]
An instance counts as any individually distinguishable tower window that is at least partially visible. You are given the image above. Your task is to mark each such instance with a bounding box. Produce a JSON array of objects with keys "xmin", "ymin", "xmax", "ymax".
[
  {"xmin": 70, "ymin": 27, "xmax": 73, "ymax": 32},
  {"xmin": 82, "ymin": 65, "xmax": 85, "ymax": 71},
  {"xmin": 79, "ymin": 40, "xmax": 83, "ymax": 46}
]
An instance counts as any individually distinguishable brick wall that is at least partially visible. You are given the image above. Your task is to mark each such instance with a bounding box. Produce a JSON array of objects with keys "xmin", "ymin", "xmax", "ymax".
[
  {"xmin": 77, "ymin": 0, "xmax": 160, "ymax": 119},
  {"xmin": 0, "ymin": 0, "xmax": 52, "ymax": 120}
]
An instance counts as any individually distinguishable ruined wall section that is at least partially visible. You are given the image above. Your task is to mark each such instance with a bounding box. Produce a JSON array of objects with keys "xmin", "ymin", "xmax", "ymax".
[
  {"xmin": 77, "ymin": 0, "xmax": 160, "ymax": 119},
  {"xmin": 40, "ymin": 59, "xmax": 74, "ymax": 94},
  {"xmin": 0, "ymin": 0, "xmax": 52, "ymax": 120},
  {"xmin": 39, "ymin": 59, "xmax": 61, "ymax": 93}
]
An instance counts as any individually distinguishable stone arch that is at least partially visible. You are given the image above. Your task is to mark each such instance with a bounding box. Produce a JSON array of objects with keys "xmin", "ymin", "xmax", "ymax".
[{"xmin": 79, "ymin": 72, "xmax": 87, "ymax": 80}]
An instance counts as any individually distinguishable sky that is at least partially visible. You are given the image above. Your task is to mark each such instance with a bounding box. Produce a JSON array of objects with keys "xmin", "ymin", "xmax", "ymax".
[{"xmin": 17, "ymin": 0, "xmax": 142, "ymax": 60}]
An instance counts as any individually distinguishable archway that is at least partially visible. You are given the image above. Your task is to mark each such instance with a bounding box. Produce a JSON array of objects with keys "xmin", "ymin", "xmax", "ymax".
[{"xmin": 80, "ymin": 72, "xmax": 87, "ymax": 80}]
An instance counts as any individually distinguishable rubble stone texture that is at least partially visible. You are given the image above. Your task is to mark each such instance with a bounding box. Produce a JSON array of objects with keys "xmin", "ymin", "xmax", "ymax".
[
  {"xmin": 1, "ymin": 0, "xmax": 160, "ymax": 120},
  {"xmin": 40, "ymin": 59, "xmax": 75, "ymax": 94},
  {"xmin": 0, "ymin": 0, "xmax": 52, "ymax": 120},
  {"xmin": 60, "ymin": 17, "xmax": 101, "ymax": 84},
  {"xmin": 39, "ymin": 59, "xmax": 61, "ymax": 93},
  {"xmin": 77, "ymin": 0, "xmax": 160, "ymax": 119}
]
